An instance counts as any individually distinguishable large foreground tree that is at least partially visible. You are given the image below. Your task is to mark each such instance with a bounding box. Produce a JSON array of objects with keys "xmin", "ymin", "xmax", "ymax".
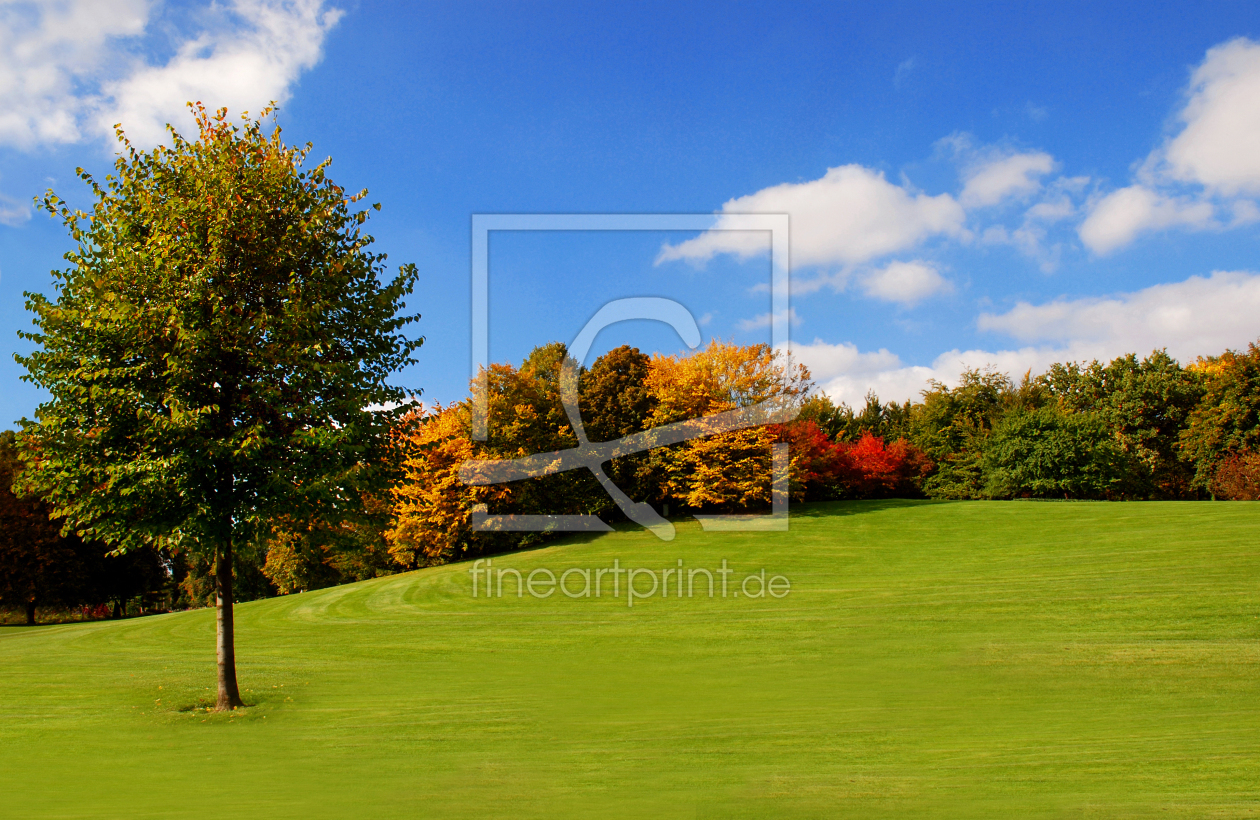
[{"xmin": 16, "ymin": 104, "xmax": 421, "ymax": 709}]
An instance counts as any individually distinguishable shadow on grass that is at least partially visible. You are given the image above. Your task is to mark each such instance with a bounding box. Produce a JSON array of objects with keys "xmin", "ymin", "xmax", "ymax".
[
  {"xmin": 789, "ymin": 498, "xmax": 956, "ymax": 519},
  {"xmin": 505, "ymin": 498, "xmax": 956, "ymax": 555}
]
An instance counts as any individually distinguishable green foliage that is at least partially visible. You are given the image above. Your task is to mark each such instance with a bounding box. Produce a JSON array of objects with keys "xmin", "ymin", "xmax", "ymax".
[
  {"xmin": 795, "ymin": 393, "xmax": 853, "ymax": 441},
  {"xmin": 911, "ymin": 369, "xmax": 1012, "ymax": 498},
  {"xmin": 2, "ymin": 430, "xmax": 173, "ymax": 622},
  {"xmin": 1043, "ymin": 350, "xmax": 1204, "ymax": 497},
  {"xmin": 797, "ymin": 392, "xmax": 912, "ymax": 443},
  {"xmin": 485, "ymin": 343, "xmax": 610, "ymax": 524},
  {"xmin": 15, "ymin": 103, "xmax": 421, "ymax": 562},
  {"xmin": 983, "ymin": 405, "xmax": 1127, "ymax": 499},
  {"xmin": 260, "ymin": 505, "xmax": 401, "ymax": 595},
  {"xmin": 849, "ymin": 392, "xmax": 912, "ymax": 441},
  {"xmin": 175, "ymin": 541, "xmax": 275, "ymax": 608}
]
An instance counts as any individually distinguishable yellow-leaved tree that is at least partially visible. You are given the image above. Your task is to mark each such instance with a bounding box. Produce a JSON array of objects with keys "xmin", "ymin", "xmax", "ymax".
[{"xmin": 645, "ymin": 341, "xmax": 810, "ymax": 512}]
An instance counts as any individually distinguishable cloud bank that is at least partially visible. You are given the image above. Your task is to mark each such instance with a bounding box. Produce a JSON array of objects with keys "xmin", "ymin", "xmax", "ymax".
[{"xmin": 792, "ymin": 270, "xmax": 1260, "ymax": 406}]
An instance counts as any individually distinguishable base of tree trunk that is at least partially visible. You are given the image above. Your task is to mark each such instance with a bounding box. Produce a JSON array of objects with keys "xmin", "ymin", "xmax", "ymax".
[{"xmin": 25, "ymin": 601, "xmax": 36, "ymax": 626}]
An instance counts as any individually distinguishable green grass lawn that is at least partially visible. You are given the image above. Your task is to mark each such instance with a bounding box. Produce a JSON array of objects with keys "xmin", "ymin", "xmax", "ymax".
[{"xmin": 3, "ymin": 500, "xmax": 1260, "ymax": 818}]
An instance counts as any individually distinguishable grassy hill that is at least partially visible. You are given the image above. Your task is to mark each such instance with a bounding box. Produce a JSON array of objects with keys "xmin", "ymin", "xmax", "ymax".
[{"xmin": 3, "ymin": 500, "xmax": 1259, "ymax": 818}]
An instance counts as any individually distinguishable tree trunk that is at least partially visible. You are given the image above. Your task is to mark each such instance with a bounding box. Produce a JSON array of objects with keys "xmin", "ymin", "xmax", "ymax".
[
  {"xmin": 215, "ymin": 541, "xmax": 245, "ymax": 710},
  {"xmin": 25, "ymin": 600, "xmax": 36, "ymax": 626}
]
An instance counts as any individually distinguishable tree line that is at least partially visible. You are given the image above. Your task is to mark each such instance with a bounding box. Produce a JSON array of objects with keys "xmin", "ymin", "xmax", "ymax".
[
  {"xmin": 7, "ymin": 337, "xmax": 1260, "ymax": 624},
  {"xmin": 384, "ymin": 338, "xmax": 1260, "ymax": 568}
]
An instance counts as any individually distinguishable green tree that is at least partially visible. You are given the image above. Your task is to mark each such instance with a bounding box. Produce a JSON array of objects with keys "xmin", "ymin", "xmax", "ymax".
[
  {"xmin": 849, "ymin": 391, "xmax": 912, "ymax": 442},
  {"xmin": 911, "ymin": 368, "xmax": 1012, "ymax": 498},
  {"xmin": 1043, "ymin": 350, "xmax": 1204, "ymax": 497},
  {"xmin": 15, "ymin": 105, "xmax": 421, "ymax": 709},
  {"xmin": 982, "ymin": 405, "xmax": 1127, "ymax": 499}
]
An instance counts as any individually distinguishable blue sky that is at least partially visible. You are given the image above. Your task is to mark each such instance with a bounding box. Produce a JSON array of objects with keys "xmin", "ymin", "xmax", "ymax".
[{"xmin": 1, "ymin": 1, "xmax": 1259, "ymax": 426}]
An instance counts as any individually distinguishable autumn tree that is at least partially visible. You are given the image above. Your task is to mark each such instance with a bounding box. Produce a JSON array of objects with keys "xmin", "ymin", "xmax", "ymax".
[
  {"xmin": 579, "ymin": 345, "xmax": 656, "ymax": 502},
  {"xmin": 834, "ymin": 432, "xmax": 932, "ymax": 498},
  {"xmin": 16, "ymin": 105, "xmax": 420, "ymax": 709},
  {"xmin": 388, "ymin": 343, "xmax": 612, "ymax": 565},
  {"xmin": 644, "ymin": 341, "xmax": 809, "ymax": 510},
  {"xmin": 1181, "ymin": 341, "xmax": 1260, "ymax": 490},
  {"xmin": 262, "ymin": 500, "xmax": 400, "ymax": 595},
  {"xmin": 1210, "ymin": 450, "xmax": 1260, "ymax": 500},
  {"xmin": 387, "ymin": 404, "xmax": 491, "ymax": 566}
]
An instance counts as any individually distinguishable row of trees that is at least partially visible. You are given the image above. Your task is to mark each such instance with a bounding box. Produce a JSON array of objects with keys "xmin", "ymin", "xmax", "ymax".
[
  {"xmin": 798, "ymin": 344, "xmax": 1260, "ymax": 502},
  {"xmin": 385, "ymin": 338, "xmax": 1260, "ymax": 567},
  {"xmin": 389, "ymin": 340, "xmax": 927, "ymax": 566},
  {"xmin": 3, "ymin": 422, "xmax": 397, "ymax": 624},
  {"xmin": 9, "ymin": 338, "xmax": 1256, "ymax": 624}
]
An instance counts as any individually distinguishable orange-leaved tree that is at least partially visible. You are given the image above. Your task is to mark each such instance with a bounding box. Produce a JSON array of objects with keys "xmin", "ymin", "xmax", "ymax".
[{"xmin": 644, "ymin": 341, "xmax": 811, "ymax": 511}]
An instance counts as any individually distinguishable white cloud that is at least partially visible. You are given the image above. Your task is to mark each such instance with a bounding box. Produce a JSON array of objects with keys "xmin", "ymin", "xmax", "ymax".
[
  {"xmin": 959, "ymin": 150, "xmax": 1055, "ymax": 208},
  {"xmin": 656, "ymin": 164, "xmax": 966, "ymax": 269},
  {"xmin": 787, "ymin": 338, "xmax": 931, "ymax": 405},
  {"xmin": 0, "ymin": 0, "xmax": 149, "ymax": 147},
  {"xmin": 859, "ymin": 260, "xmax": 951, "ymax": 306},
  {"xmin": 738, "ymin": 307, "xmax": 800, "ymax": 332},
  {"xmin": 977, "ymin": 269, "xmax": 1260, "ymax": 360},
  {"xmin": 1078, "ymin": 37, "xmax": 1260, "ymax": 253},
  {"xmin": 97, "ymin": 0, "xmax": 343, "ymax": 146},
  {"xmin": 791, "ymin": 338, "xmax": 1081, "ymax": 406},
  {"xmin": 1161, "ymin": 37, "xmax": 1260, "ymax": 196},
  {"xmin": 782, "ymin": 270, "xmax": 847, "ymax": 296},
  {"xmin": 977, "ymin": 175, "xmax": 1085, "ymax": 272},
  {"xmin": 1078, "ymin": 185, "xmax": 1215, "ymax": 254},
  {"xmin": 0, "ymin": 0, "xmax": 341, "ymax": 150},
  {"xmin": 791, "ymin": 270, "xmax": 1260, "ymax": 406}
]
